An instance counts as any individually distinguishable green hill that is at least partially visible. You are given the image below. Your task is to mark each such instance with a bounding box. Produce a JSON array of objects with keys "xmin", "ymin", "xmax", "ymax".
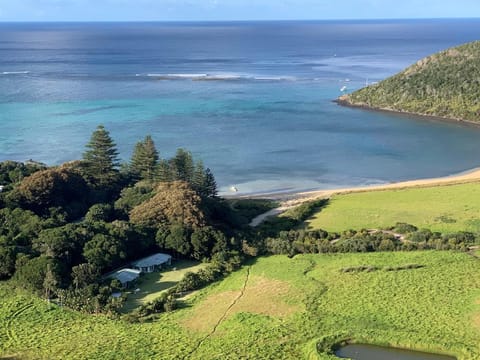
[{"xmin": 338, "ymin": 41, "xmax": 480, "ymax": 122}]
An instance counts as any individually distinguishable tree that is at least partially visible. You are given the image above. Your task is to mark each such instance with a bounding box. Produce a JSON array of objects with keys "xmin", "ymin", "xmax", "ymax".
[
  {"xmin": 114, "ymin": 182, "xmax": 155, "ymax": 218},
  {"xmin": 43, "ymin": 263, "xmax": 58, "ymax": 301},
  {"xmin": 130, "ymin": 135, "xmax": 159, "ymax": 181},
  {"xmin": 13, "ymin": 256, "xmax": 60, "ymax": 295},
  {"xmin": 0, "ymin": 246, "xmax": 18, "ymax": 279},
  {"xmin": 8, "ymin": 165, "xmax": 89, "ymax": 217},
  {"xmin": 82, "ymin": 125, "xmax": 120, "ymax": 188},
  {"xmin": 164, "ymin": 224, "xmax": 191, "ymax": 257},
  {"xmin": 34, "ymin": 226, "xmax": 77, "ymax": 262},
  {"xmin": 83, "ymin": 233, "xmax": 126, "ymax": 271},
  {"xmin": 170, "ymin": 148, "xmax": 194, "ymax": 182},
  {"xmin": 203, "ymin": 168, "xmax": 218, "ymax": 198},
  {"xmin": 71, "ymin": 263, "xmax": 100, "ymax": 289},
  {"xmin": 0, "ymin": 208, "xmax": 43, "ymax": 247},
  {"xmin": 129, "ymin": 181, "xmax": 205, "ymax": 229},
  {"xmin": 85, "ymin": 203, "xmax": 113, "ymax": 223},
  {"xmin": 156, "ymin": 159, "xmax": 172, "ymax": 182}
]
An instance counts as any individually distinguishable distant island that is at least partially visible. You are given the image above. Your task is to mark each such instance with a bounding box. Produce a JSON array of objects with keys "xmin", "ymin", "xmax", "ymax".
[{"xmin": 337, "ymin": 41, "xmax": 480, "ymax": 123}]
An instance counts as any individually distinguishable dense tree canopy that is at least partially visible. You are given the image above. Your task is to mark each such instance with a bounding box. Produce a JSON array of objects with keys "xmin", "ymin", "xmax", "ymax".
[
  {"xmin": 7, "ymin": 165, "xmax": 89, "ymax": 217},
  {"xmin": 0, "ymin": 127, "xmax": 240, "ymax": 314},
  {"xmin": 341, "ymin": 41, "xmax": 480, "ymax": 122},
  {"xmin": 129, "ymin": 181, "xmax": 205, "ymax": 229}
]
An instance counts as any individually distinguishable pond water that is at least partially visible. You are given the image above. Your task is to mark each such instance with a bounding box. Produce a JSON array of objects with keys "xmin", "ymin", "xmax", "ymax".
[{"xmin": 335, "ymin": 344, "xmax": 456, "ymax": 360}]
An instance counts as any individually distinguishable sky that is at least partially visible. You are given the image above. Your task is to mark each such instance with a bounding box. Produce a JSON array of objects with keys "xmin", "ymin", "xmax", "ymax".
[{"xmin": 0, "ymin": 0, "xmax": 478, "ymax": 21}]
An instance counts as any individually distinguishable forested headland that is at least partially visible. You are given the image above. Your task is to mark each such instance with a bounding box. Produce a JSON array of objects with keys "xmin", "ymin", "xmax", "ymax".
[{"xmin": 338, "ymin": 41, "xmax": 480, "ymax": 122}]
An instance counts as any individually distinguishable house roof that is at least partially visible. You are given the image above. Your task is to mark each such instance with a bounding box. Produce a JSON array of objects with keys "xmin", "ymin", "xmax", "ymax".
[
  {"xmin": 109, "ymin": 268, "xmax": 141, "ymax": 284},
  {"xmin": 131, "ymin": 253, "xmax": 172, "ymax": 268}
]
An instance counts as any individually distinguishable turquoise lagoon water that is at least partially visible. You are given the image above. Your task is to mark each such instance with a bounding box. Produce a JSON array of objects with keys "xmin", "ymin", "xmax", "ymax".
[{"xmin": 2, "ymin": 20, "xmax": 480, "ymax": 195}]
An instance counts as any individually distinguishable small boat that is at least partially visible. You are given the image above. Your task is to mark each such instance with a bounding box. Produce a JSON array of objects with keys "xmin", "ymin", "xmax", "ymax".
[
  {"xmin": 340, "ymin": 85, "xmax": 347, "ymax": 92},
  {"xmin": 230, "ymin": 186, "xmax": 238, "ymax": 192}
]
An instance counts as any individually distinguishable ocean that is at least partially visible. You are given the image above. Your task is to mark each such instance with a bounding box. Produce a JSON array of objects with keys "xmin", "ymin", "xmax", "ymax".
[{"xmin": 1, "ymin": 19, "xmax": 480, "ymax": 195}]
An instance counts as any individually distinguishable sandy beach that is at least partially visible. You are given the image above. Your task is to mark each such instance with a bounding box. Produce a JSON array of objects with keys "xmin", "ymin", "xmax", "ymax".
[{"xmin": 248, "ymin": 167, "xmax": 480, "ymax": 226}]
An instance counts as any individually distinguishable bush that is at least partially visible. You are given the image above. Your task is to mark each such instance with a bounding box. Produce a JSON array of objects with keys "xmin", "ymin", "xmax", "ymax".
[{"xmin": 393, "ymin": 222, "xmax": 418, "ymax": 234}]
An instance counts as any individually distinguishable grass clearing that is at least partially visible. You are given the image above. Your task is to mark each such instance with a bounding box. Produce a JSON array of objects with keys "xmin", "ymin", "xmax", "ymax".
[
  {"xmin": 2, "ymin": 251, "xmax": 480, "ymax": 359},
  {"xmin": 121, "ymin": 260, "xmax": 206, "ymax": 312},
  {"xmin": 183, "ymin": 275, "xmax": 297, "ymax": 333},
  {"xmin": 305, "ymin": 182, "xmax": 480, "ymax": 233}
]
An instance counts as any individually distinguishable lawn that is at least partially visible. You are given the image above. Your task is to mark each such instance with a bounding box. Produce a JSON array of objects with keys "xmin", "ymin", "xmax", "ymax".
[
  {"xmin": 121, "ymin": 260, "xmax": 206, "ymax": 312},
  {"xmin": 305, "ymin": 182, "xmax": 480, "ymax": 233},
  {"xmin": 1, "ymin": 251, "xmax": 480, "ymax": 359}
]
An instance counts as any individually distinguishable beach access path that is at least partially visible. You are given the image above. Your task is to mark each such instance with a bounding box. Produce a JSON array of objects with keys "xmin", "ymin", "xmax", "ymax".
[{"xmin": 249, "ymin": 167, "xmax": 480, "ymax": 227}]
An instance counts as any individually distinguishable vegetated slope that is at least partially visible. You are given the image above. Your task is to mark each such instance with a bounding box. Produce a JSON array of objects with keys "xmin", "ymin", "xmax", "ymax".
[
  {"xmin": 306, "ymin": 182, "xmax": 480, "ymax": 233},
  {"xmin": 339, "ymin": 41, "xmax": 480, "ymax": 122},
  {"xmin": 2, "ymin": 252, "xmax": 480, "ymax": 359}
]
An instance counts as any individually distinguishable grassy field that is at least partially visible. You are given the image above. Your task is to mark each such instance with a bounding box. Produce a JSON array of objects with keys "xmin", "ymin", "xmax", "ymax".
[
  {"xmin": 1, "ymin": 251, "xmax": 480, "ymax": 359},
  {"xmin": 121, "ymin": 260, "xmax": 206, "ymax": 312},
  {"xmin": 305, "ymin": 182, "xmax": 480, "ymax": 233}
]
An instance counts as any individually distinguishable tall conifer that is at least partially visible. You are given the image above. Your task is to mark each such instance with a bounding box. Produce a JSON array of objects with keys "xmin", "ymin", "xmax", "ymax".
[
  {"xmin": 130, "ymin": 135, "xmax": 159, "ymax": 181},
  {"xmin": 82, "ymin": 125, "xmax": 119, "ymax": 187}
]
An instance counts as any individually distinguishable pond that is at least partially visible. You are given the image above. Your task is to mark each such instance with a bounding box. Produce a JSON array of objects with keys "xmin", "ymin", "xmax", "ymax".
[{"xmin": 335, "ymin": 344, "xmax": 456, "ymax": 360}]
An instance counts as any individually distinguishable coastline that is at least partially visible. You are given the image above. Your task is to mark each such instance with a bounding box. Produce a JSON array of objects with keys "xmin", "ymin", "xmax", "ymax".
[
  {"xmin": 334, "ymin": 97, "xmax": 480, "ymax": 127},
  {"xmin": 245, "ymin": 166, "xmax": 480, "ymax": 226}
]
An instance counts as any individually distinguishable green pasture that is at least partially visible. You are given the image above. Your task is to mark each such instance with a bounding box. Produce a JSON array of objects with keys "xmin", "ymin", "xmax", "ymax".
[
  {"xmin": 1, "ymin": 251, "xmax": 480, "ymax": 359},
  {"xmin": 305, "ymin": 182, "xmax": 480, "ymax": 233}
]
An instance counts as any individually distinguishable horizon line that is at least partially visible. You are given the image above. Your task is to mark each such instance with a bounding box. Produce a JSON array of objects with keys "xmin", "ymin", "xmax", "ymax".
[{"xmin": 0, "ymin": 17, "xmax": 479, "ymax": 23}]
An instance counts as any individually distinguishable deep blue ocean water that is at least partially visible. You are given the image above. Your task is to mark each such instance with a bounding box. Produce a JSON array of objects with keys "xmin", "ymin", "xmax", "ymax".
[{"xmin": 1, "ymin": 19, "xmax": 480, "ymax": 195}]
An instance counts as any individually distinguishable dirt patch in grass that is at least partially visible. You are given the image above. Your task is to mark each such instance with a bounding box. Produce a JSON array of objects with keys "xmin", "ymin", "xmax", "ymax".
[
  {"xmin": 183, "ymin": 276, "xmax": 298, "ymax": 333},
  {"xmin": 473, "ymin": 311, "xmax": 480, "ymax": 330}
]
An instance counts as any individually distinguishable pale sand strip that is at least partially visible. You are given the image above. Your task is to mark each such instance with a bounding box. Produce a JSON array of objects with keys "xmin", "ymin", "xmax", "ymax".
[{"xmin": 249, "ymin": 167, "xmax": 480, "ymax": 226}]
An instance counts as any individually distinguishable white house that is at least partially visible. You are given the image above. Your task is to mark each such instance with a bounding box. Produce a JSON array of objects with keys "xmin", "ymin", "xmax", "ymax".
[
  {"xmin": 131, "ymin": 253, "xmax": 172, "ymax": 273},
  {"xmin": 108, "ymin": 268, "xmax": 141, "ymax": 288}
]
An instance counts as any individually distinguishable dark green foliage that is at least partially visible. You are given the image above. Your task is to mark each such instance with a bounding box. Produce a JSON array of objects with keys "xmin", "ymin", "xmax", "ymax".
[
  {"xmin": 164, "ymin": 224, "xmax": 192, "ymax": 256},
  {"xmin": 71, "ymin": 263, "xmax": 100, "ymax": 289},
  {"xmin": 0, "ymin": 207, "xmax": 43, "ymax": 247},
  {"xmin": 342, "ymin": 41, "xmax": 480, "ymax": 122},
  {"xmin": 83, "ymin": 233, "xmax": 127, "ymax": 271},
  {"xmin": 256, "ymin": 199, "xmax": 328, "ymax": 237},
  {"xmin": 81, "ymin": 125, "xmax": 120, "ymax": 188},
  {"xmin": 0, "ymin": 246, "xmax": 18, "ymax": 279},
  {"xmin": 0, "ymin": 160, "xmax": 46, "ymax": 187},
  {"xmin": 264, "ymin": 227, "xmax": 477, "ymax": 256},
  {"xmin": 130, "ymin": 135, "xmax": 159, "ymax": 181},
  {"xmin": 136, "ymin": 292, "xmax": 176, "ymax": 317},
  {"xmin": 228, "ymin": 199, "xmax": 278, "ymax": 224},
  {"xmin": 190, "ymin": 226, "xmax": 227, "ymax": 260},
  {"xmin": 58, "ymin": 282, "xmax": 124, "ymax": 314},
  {"xmin": 85, "ymin": 203, "xmax": 114, "ymax": 223},
  {"xmin": 408, "ymin": 228, "xmax": 436, "ymax": 242},
  {"xmin": 114, "ymin": 182, "xmax": 155, "ymax": 218},
  {"xmin": 13, "ymin": 256, "xmax": 61, "ymax": 295},
  {"xmin": 170, "ymin": 148, "xmax": 194, "ymax": 182},
  {"xmin": 33, "ymin": 224, "xmax": 86, "ymax": 264},
  {"xmin": 393, "ymin": 222, "xmax": 418, "ymax": 234},
  {"xmin": 156, "ymin": 159, "xmax": 172, "ymax": 182}
]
